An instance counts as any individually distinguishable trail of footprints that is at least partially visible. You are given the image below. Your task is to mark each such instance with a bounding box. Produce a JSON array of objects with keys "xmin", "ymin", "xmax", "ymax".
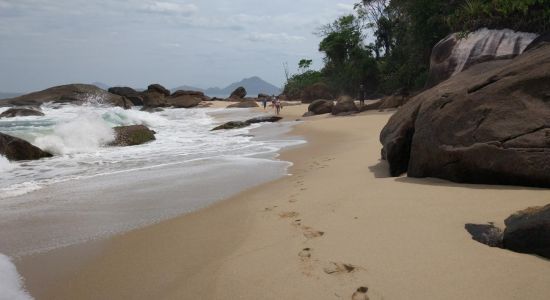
[{"xmin": 263, "ymin": 156, "xmax": 373, "ymax": 299}]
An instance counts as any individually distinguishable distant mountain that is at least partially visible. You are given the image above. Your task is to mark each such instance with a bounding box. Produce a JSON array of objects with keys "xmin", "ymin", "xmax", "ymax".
[
  {"xmin": 92, "ymin": 82, "xmax": 110, "ymax": 90},
  {"xmin": 0, "ymin": 92, "xmax": 23, "ymax": 100},
  {"xmin": 172, "ymin": 76, "xmax": 281, "ymax": 97}
]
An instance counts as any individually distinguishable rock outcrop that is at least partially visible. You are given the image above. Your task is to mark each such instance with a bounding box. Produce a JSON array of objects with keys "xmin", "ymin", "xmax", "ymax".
[
  {"xmin": 230, "ymin": 87, "xmax": 247, "ymax": 99},
  {"xmin": 301, "ymin": 83, "xmax": 334, "ymax": 103},
  {"xmin": 227, "ymin": 101, "xmax": 259, "ymax": 108},
  {"xmin": 108, "ymin": 87, "xmax": 144, "ymax": 106},
  {"xmin": 166, "ymin": 90, "xmax": 209, "ymax": 108},
  {"xmin": 332, "ymin": 96, "xmax": 358, "ymax": 116},
  {"xmin": 307, "ymin": 100, "xmax": 334, "ymax": 115},
  {"xmin": 0, "ymin": 84, "xmax": 132, "ymax": 108},
  {"xmin": 0, "ymin": 132, "xmax": 52, "ymax": 160},
  {"xmin": 502, "ymin": 204, "xmax": 550, "ymax": 259},
  {"xmin": 147, "ymin": 84, "xmax": 170, "ymax": 97},
  {"xmin": 212, "ymin": 115, "xmax": 282, "ymax": 131},
  {"xmin": 380, "ymin": 43, "xmax": 550, "ymax": 187},
  {"xmin": 426, "ymin": 28, "xmax": 538, "ymax": 88},
  {"xmin": 110, "ymin": 125, "xmax": 156, "ymax": 146},
  {"xmin": 0, "ymin": 108, "xmax": 44, "ymax": 118}
]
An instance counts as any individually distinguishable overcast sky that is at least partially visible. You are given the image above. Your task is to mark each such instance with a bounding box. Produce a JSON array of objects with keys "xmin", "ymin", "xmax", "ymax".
[{"xmin": 0, "ymin": 0, "xmax": 356, "ymax": 92}]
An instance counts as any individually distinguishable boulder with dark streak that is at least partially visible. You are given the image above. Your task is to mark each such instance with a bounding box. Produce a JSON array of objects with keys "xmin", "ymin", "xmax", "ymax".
[
  {"xmin": 380, "ymin": 43, "xmax": 550, "ymax": 187},
  {"xmin": 308, "ymin": 99, "xmax": 334, "ymax": 115},
  {"xmin": 425, "ymin": 28, "xmax": 538, "ymax": 88},
  {"xmin": 147, "ymin": 84, "xmax": 170, "ymax": 97},
  {"xmin": 230, "ymin": 87, "xmax": 247, "ymax": 99},
  {"xmin": 332, "ymin": 96, "xmax": 358, "ymax": 116},
  {"xmin": 0, "ymin": 108, "xmax": 44, "ymax": 118},
  {"xmin": 0, "ymin": 132, "xmax": 52, "ymax": 160}
]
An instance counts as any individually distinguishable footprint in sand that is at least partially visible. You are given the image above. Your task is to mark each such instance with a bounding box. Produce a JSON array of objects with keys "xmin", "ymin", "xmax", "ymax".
[
  {"xmin": 279, "ymin": 211, "xmax": 300, "ymax": 219},
  {"xmin": 264, "ymin": 205, "xmax": 278, "ymax": 212},
  {"xmin": 302, "ymin": 226, "xmax": 325, "ymax": 239},
  {"xmin": 352, "ymin": 287, "xmax": 369, "ymax": 300},
  {"xmin": 323, "ymin": 262, "xmax": 360, "ymax": 275},
  {"xmin": 298, "ymin": 247, "xmax": 312, "ymax": 259}
]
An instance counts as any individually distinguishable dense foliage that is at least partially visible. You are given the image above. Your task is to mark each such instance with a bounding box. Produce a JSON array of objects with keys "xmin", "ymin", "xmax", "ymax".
[{"xmin": 283, "ymin": 0, "xmax": 549, "ymax": 98}]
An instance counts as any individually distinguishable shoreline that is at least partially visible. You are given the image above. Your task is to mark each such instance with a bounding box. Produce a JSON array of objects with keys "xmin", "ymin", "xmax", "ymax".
[{"xmin": 16, "ymin": 104, "xmax": 550, "ymax": 299}]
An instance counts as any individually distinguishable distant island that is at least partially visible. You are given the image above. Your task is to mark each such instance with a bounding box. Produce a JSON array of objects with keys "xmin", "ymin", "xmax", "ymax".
[{"xmin": 172, "ymin": 76, "xmax": 281, "ymax": 98}]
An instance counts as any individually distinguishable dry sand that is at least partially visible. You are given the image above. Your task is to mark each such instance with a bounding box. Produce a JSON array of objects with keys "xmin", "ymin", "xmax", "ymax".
[{"xmin": 19, "ymin": 103, "xmax": 550, "ymax": 299}]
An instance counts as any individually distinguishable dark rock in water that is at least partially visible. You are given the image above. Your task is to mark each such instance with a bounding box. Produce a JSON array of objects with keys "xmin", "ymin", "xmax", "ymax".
[
  {"xmin": 108, "ymin": 87, "xmax": 144, "ymax": 106},
  {"xmin": 308, "ymin": 99, "xmax": 334, "ymax": 115},
  {"xmin": 380, "ymin": 43, "xmax": 550, "ymax": 187},
  {"xmin": 212, "ymin": 121, "xmax": 250, "ymax": 131},
  {"xmin": 503, "ymin": 204, "xmax": 550, "ymax": 259},
  {"xmin": 227, "ymin": 101, "xmax": 259, "ymax": 108},
  {"xmin": 301, "ymin": 83, "xmax": 333, "ymax": 103},
  {"xmin": 426, "ymin": 28, "xmax": 538, "ymax": 88},
  {"xmin": 0, "ymin": 84, "xmax": 132, "ymax": 108},
  {"xmin": 246, "ymin": 116, "xmax": 282, "ymax": 124},
  {"xmin": 212, "ymin": 115, "xmax": 282, "ymax": 130},
  {"xmin": 165, "ymin": 90, "xmax": 209, "ymax": 108},
  {"xmin": 110, "ymin": 125, "xmax": 156, "ymax": 146},
  {"xmin": 332, "ymin": 96, "xmax": 358, "ymax": 115},
  {"xmin": 0, "ymin": 132, "xmax": 52, "ymax": 161},
  {"xmin": 0, "ymin": 108, "xmax": 44, "ymax": 118},
  {"xmin": 147, "ymin": 84, "xmax": 170, "ymax": 97},
  {"xmin": 230, "ymin": 86, "xmax": 247, "ymax": 99},
  {"xmin": 465, "ymin": 223, "xmax": 503, "ymax": 248}
]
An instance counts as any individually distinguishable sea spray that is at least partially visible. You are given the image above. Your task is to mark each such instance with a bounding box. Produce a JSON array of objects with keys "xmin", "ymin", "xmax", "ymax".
[
  {"xmin": 34, "ymin": 112, "xmax": 115, "ymax": 155},
  {"xmin": 0, "ymin": 253, "xmax": 33, "ymax": 300},
  {"xmin": 0, "ymin": 155, "xmax": 14, "ymax": 171}
]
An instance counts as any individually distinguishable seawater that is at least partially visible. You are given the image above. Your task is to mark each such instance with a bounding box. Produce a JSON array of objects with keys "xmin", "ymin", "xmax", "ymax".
[{"xmin": 0, "ymin": 104, "xmax": 305, "ymax": 256}]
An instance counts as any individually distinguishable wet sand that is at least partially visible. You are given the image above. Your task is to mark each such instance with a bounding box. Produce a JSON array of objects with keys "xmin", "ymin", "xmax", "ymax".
[{"xmin": 18, "ymin": 103, "xmax": 550, "ymax": 299}]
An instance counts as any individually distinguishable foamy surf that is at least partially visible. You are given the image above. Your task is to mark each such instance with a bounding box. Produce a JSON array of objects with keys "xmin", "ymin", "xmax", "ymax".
[{"xmin": 0, "ymin": 253, "xmax": 33, "ymax": 300}]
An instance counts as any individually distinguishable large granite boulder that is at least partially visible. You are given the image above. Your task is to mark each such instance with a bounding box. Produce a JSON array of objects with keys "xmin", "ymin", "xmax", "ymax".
[
  {"xmin": 230, "ymin": 87, "xmax": 247, "ymax": 99},
  {"xmin": 503, "ymin": 204, "xmax": 550, "ymax": 259},
  {"xmin": 108, "ymin": 87, "xmax": 144, "ymax": 106},
  {"xmin": 0, "ymin": 84, "xmax": 132, "ymax": 108},
  {"xmin": 0, "ymin": 108, "xmax": 44, "ymax": 118},
  {"xmin": 0, "ymin": 133, "xmax": 52, "ymax": 160},
  {"xmin": 166, "ymin": 90, "xmax": 209, "ymax": 108},
  {"xmin": 332, "ymin": 96, "xmax": 358, "ymax": 116},
  {"xmin": 301, "ymin": 83, "xmax": 334, "ymax": 103},
  {"xmin": 425, "ymin": 28, "xmax": 538, "ymax": 88},
  {"xmin": 110, "ymin": 125, "xmax": 156, "ymax": 146},
  {"xmin": 227, "ymin": 101, "xmax": 259, "ymax": 108},
  {"xmin": 142, "ymin": 91, "xmax": 168, "ymax": 108},
  {"xmin": 380, "ymin": 43, "xmax": 550, "ymax": 187},
  {"xmin": 307, "ymin": 100, "xmax": 334, "ymax": 115}
]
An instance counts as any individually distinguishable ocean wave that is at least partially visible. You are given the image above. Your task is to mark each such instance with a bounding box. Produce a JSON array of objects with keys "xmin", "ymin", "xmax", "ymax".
[{"xmin": 0, "ymin": 253, "xmax": 33, "ymax": 300}]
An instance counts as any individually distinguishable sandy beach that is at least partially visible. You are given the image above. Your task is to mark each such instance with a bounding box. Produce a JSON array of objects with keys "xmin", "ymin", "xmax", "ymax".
[{"xmin": 17, "ymin": 103, "xmax": 550, "ymax": 300}]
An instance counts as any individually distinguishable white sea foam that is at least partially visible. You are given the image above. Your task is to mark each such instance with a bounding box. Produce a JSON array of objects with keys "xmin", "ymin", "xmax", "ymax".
[
  {"xmin": 0, "ymin": 156, "xmax": 14, "ymax": 172},
  {"xmin": 0, "ymin": 254, "xmax": 33, "ymax": 300}
]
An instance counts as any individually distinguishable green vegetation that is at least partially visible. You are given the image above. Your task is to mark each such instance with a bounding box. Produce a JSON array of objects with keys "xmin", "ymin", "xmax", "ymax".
[{"xmin": 283, "ymin": 0, "xmax": 549, "ymax": 99}]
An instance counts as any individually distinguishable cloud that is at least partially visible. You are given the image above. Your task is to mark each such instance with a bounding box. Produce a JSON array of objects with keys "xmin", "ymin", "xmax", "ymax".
[
  {"xmin": 245, "ymin": 32, "xmax": 305, "ymax": 43},
  {"xmin": 141, "ymin": 1, "xmax": 198, "ymax": 15}
]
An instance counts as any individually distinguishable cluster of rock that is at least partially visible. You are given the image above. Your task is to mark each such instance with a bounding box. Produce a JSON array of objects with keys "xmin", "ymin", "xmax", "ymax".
[
  {"xmin": 108, "ymin": 84, "xmax": 210, "ymax": 110},
  {"xmin": 380, "ymin": 31, "xmax": 550, "ymax": 187},
  {"xmin": 303, "ymin": 96, "xmax": 359, "ymax": 117},
  {"xmin": 212, "ymin": 116, "xmax": 282, "ymax": 131}
]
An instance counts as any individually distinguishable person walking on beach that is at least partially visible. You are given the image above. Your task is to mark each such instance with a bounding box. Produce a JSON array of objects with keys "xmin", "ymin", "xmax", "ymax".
[
  {"xmin": 274, "ymin": 97, "xmax": 282, "ymax": 115},
  {"xmin": 261, "ymin": 96, "xmax": 268, "ymax": 110},
  {"xmin": 359, "ymin": 84, "xmax": 366, "ymax": 107}
]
